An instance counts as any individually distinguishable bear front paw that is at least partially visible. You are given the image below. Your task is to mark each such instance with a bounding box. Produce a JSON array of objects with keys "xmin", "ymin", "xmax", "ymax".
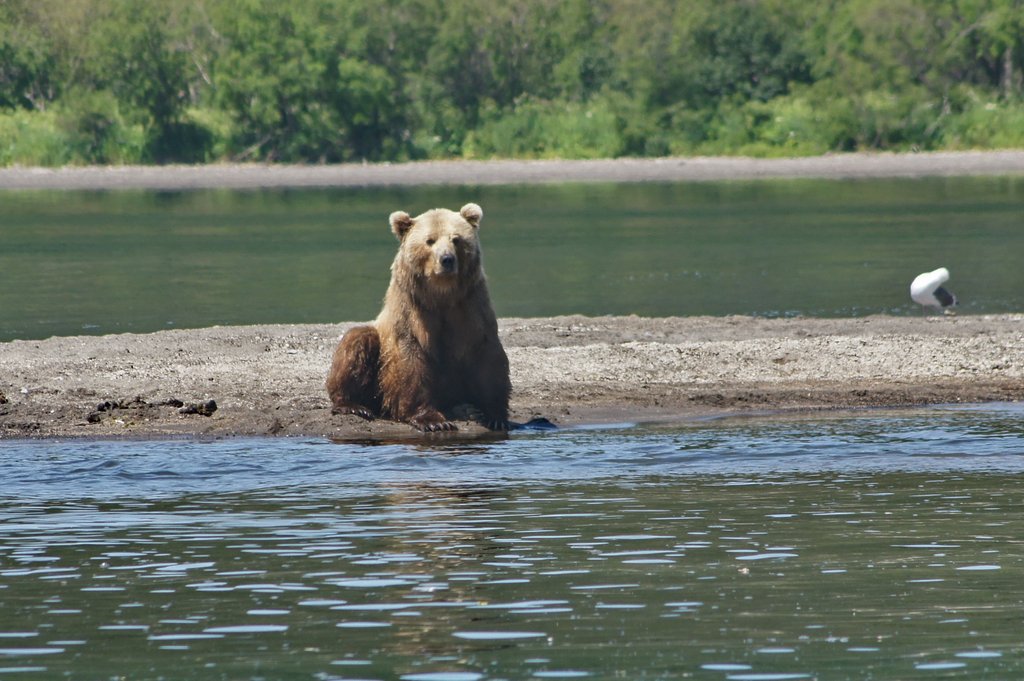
[
  {"xmin": 410, "ymin": 408, "xmax": 458, "ymax": 432},
  {"xmin": 332, "ymin": 404, "xmax": 376, "ymax": 421},
  {"xmin": 485, "ymin": 419, "xmax": 510, "ymax": 432},
  {"xmin": 422, "ymin": 420, "xmax": 458, "ymax": 432}
]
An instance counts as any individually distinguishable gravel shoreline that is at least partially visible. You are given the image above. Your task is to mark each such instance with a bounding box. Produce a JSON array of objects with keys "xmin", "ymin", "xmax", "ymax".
[
  {"xmin": 2, "ymin": 315, "xmax": 1022, "ymax": 440},
  {"xmin": 2, "ymin": 150, "xmax": 1024, "ymax": 191}
]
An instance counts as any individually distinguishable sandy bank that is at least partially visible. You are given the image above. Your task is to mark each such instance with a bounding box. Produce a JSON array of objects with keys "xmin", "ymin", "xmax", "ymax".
[
  {"xmin": 2, "ymin": 151, "xmax": 1024, "ymax": 191},
  {"xmin": 1, "ymin": 315, "xmax": 1022, "ymax": 440}
]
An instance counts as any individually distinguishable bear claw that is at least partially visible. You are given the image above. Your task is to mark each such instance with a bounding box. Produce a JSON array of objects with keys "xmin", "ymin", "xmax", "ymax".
[
  {"xmin": 409, "ymin": 408, "xmax": 457, "ymax": 432},
  {"xmin": 419, "ymin": 420, "xmax": 458, "ymax": 432},
  {"xmin": 332, "ymin": 405, "xmax": 376, "ymax": 421}
]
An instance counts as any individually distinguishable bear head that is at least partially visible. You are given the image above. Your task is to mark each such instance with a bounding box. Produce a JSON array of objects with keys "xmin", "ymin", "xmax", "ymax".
[{"xmin": 389, "ymin": 203, "xmax": 484, "ymax": 292}]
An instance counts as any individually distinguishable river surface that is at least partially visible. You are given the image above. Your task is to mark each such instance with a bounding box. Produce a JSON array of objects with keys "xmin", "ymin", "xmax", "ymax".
[
  {"xmin": 3, "ymin": 402, "xmax": 1024, "ymax": 679},
  {"xmin": 3, "ymin": 176, "xmax": 1024, "ymax": 340},
  {"xmin": 3, "ymin": 177, "xmax": 1023, "ymax": 678}
]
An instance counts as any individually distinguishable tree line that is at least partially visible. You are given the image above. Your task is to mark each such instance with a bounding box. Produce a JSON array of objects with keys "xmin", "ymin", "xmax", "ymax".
[{"xmin": 1, "ymin": 0, "xmax": 1022, "ymax": 166}]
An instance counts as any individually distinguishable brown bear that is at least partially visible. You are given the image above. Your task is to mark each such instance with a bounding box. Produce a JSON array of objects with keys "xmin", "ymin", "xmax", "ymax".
[{"xmin": 326, "ymin": 203, "xmax": 511, "ymax": 432}]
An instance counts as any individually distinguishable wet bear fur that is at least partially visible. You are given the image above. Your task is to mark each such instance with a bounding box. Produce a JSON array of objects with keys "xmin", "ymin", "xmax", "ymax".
[{"xmin": 326, "ymin": 203, "xmax": 511, "ymax": 432}]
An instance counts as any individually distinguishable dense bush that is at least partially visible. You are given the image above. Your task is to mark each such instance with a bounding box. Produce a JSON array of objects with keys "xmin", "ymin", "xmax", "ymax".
[
  {"xmin": 464, "ymin": 97, "xmax": 624, "ymax": 159},
  {"xmin": 0, "ymin": 109, "xmax": 70, "ymax": 166},
  {"xmin": 0, "ymin": 0, "xmax": 1022, "ymax": 165}
]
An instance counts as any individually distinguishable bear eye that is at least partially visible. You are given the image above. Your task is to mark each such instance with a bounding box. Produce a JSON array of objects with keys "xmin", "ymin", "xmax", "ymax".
[
  {"xmin": 426, "ymin": 238, "xmax": 436, "ymax": 246},
  {"xmin": 451, "ymin": 236, "xmax": 461, "ymax": 245}
]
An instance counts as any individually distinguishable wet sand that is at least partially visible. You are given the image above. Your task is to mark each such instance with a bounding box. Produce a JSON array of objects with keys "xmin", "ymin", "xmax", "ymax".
[{"xmin": 2, "ymin": 314, "xmax": 1022, "ymax": 440}]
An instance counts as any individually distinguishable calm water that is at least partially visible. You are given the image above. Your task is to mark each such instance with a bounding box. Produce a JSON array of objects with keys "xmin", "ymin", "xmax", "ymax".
[
  {"xmin": 4, "ymin": 178, "xmax": 1024, "ymax": 678},
  {"xmin": 3, "ymin": 403, "xmax": 1024, "ymax": 679},
  {"xmin": 2, "ymin": 176, "xmax": 1023, "ymax": 341}
]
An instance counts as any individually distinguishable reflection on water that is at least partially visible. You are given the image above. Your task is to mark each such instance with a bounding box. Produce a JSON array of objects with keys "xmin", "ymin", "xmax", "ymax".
[
  {"xmin": 3, "ymin": 176, "xmax": 1024, "ymax": 340},
  {"xmin": 3, "ymin": 403, "xmax": 1024, "ymax": 678}
]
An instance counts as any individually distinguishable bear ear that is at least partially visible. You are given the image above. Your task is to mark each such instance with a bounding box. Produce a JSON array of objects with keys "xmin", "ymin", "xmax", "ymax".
[
  {"xmin": 460, "ymin": 203, "xmax": 483, "ymax": 229},
  {"xmin": 389, "ymin": 211, "xmax": 414, "ymax": 240}
]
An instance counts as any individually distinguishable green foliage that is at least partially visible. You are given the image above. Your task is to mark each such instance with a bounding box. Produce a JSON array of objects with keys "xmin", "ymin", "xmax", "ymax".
[
  {"xmin": 1, "ymin": 0, "xmax": 1024, "ymax": 166},
  {"xmin": 184, "ymin": 107, "xmax": 234, "ymax": 160},
  {"xmin": 333, "ymin": 57, "xmax": 404, "ymax": 160},
  {"xmin": 211, "ymin": 2, "xmax": 337, "ymax": 161},
  {"xmin": 211, "ymin": 1, "xmax": 408, "ymax": 162},
  {"xmin": 941, "ymin": 101, "xmax": 1024, "ymax": 149},
  {"xmin": 0, "ymin": 7, "xmax": 52, "ymax": 110},
  {"xmin": 673, "ymin": 0, "xmax": 813, "ymax": 105},
  {"xmin": 57, "ymin": 89, "xmax": 146, "ymax": 164},
  {"xmin": 0, "ymin": 93, "xmax": 146, "ymax": 165},
  {"xmin": 0, "ymin": 108, "xmax": 70, "ymax": 165},
  {"xmin": 89, "ymin": 2, "xmax": 211, "ymax": 162},
  {"xmin": 464, "ymin": 97, "xmax": 624, "ymax": 159}
]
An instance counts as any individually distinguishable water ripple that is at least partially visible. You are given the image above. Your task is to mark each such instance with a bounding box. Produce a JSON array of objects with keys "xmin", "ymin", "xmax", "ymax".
[
  {"xmin": 3, "ymin": 403, "xmax": 1024, "ymax": 502},
  {"xmin": 1, "ymin": 403, "xmax": 1023, "ymax": 678}
]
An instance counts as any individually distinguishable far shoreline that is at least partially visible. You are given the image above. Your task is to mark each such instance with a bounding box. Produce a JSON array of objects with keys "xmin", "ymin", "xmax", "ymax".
[{"xmin": 2, "ymin": 150, "xmax": 1024, "ymax": 191}]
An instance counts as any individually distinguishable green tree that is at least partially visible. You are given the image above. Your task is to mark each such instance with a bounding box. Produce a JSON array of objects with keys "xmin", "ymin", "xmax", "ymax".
[
  {"xmin": 90, "ymin": 1, "xmax": 213, "ymax": 161},
  {"xmin": 945, "ymin": 0, "xmax": 1024, "ymax": 99},
  {"xmin": 3, "ymin": 0, "xmax": 1024, "ymax": 165},
  {"xmin": 0, "ymin": 0, "xmax": 96, "ymax": 111},
  {"xmin": 0, "ymin": 3, "xmax": 52, "ymax": 110},
  {"xmin": 211, "ymin": 2, "xmax": 332, "ymax": 160},
  {"xmin": 213, "ymin": 0, "xmax": 407, "ymax": 161}
]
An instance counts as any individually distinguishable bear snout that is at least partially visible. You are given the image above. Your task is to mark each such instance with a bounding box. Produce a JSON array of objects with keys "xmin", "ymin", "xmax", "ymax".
[{"xmin": 439, "ymin": 252, "xmax": 457, "ymax": 273}]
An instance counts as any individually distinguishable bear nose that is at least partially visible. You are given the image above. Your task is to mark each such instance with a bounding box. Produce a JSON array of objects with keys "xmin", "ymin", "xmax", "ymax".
[{"xmin": 440, "ymin": 252, "xmax": 457, "ymax": 273}]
